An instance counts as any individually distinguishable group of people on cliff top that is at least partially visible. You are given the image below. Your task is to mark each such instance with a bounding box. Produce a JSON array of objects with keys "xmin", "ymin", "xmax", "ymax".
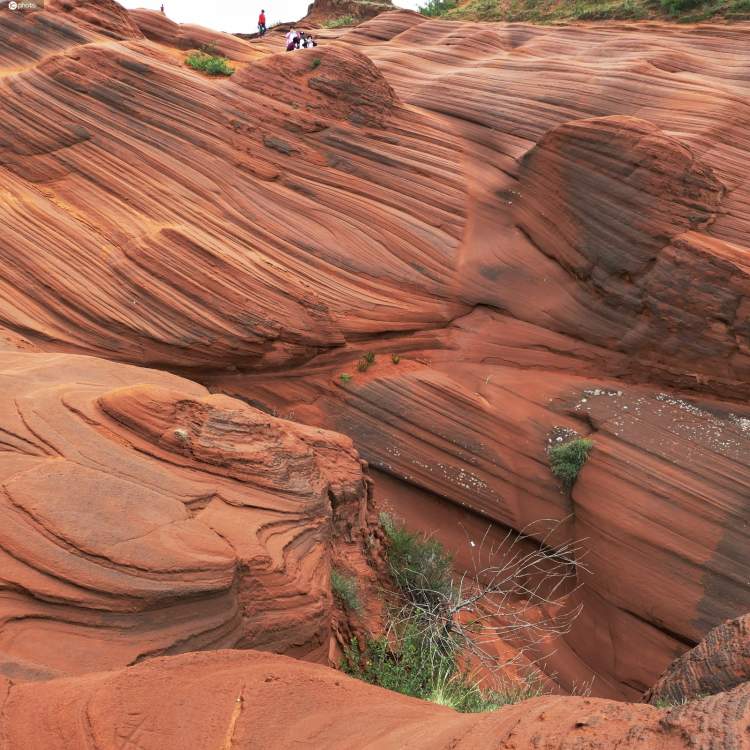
[
  {"xmin": 284, "ymin": 29, "xmax": 318, "ymax": 51},
  {"xmin": 256, "ymin": 11, "xmax": 317, "ymax": 51}
]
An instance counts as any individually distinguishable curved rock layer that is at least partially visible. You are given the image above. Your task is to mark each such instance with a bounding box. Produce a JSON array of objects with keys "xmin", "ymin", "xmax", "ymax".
[
  {"xmin": 0, "ymin": 351, "xmax": 374, "ymax": 680},
  {"xmin": 0, "ymin": 3, "xmax": 466, "ymax": 368},
  {"xmin": 645, "ymin": 613, "xmax": 750, "ymax": 704},
  {"xmin": 3, "ymin": 0, "xmax": 750, "ymax": 700},
  {"xmin": 3, "ymin": 649, "xmax": 750, "ymax": 749},
  {"xmin": 213, "ymin": 306, "xmax": 750, "ymax": 697}
]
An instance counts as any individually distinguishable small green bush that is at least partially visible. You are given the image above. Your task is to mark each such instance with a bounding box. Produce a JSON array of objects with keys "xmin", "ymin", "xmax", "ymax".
[
  {"xmin": 185, "ymin": 51, "xmax": 234, "ymax": 76},
  {"xmin": 380, "ymin": 512, "xmax": 453, "ymax": 610},
  {"xmin": 419, "ymin": 0, "xmax": 458, "ymax": 15},
  {"xmin": 548, "ymin": 438, "xmax": 593, "ymax": 489},
  {"xmin": 356, "ymin": 358, "xmax": 370, "ymax": 372},
  {"xmin": 659, "ymin": 0, "xmax": 702, "ymax": 12},
  {"xmin": 311, "ymin": 57, "xmax": 322, "ymax": 69},
  {"xmin": 339, "ymin": 373, "xmax": 352, "ymax": 383},
  {"xmin": 331, "ymin": 568, "xmax": 362, "ymax": 612},
  {"xmin": 341, "ymin": 514, "xmax": 555, "ymax": 712},
  {"xmin": 342, "ymin": 619, "xmax": 534, "ymax": 712},
  {"xmin": 391, "ymin": 353, "xmax": 401, "ymax": 365},
  {"xmin": 364, "ymin": 351, "xmax": 376, "ymax": 364},
  {"xmin": 324, "ymin": 14, "xmax": 356, "ymax": 27}
]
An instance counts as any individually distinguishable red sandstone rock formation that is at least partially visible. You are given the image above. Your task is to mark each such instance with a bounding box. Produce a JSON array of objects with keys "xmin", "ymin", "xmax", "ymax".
[
  {"xmin": 645, "ymin": 613, "xmax": 750, "ymax": 704},
  {"xmin": 2, "ymin": 0, "xmax": 750, "ymax": 709},
  {"xmin": 3, "ymin": 649, "xmax": 750, "ymax": 749},
  {"xmin": 0, "ymin": 352, "xmax": 376, "ymax": 680}
]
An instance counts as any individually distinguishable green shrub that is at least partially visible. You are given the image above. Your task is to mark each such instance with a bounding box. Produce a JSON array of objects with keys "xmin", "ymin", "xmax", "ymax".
[
  {"xmin": 364, "ymin": 351, "xmax": 376, "ymax": 364},
  {"xmin": 324, "ymin": 14, "xmax": 356, "ymax": 27},
  {"xmin": 340, "ymin": 514, "xmax": 574, "ymax": 712},
  {"xmin": 357, "ymin": 358, "xmax": 370, "ymax": 372},
  {"xmin": 339, "ymin": 373, "xmax": 352, "ymax": 383},
  {"xmin": 419, "ymin": 0, "xmax": 458, "ymax": 14},
  {"xmin": 311, "ymin": 57, "xmax": 322, "ymax": 69},
  {"xmin": 548, "ymin": 438, "xmax": 593, "ymax": 489},
  {"xmin": 342, "ymin": 618, "xmax": 534, "ymax": 712},
  {"xmin": 331, "ymin": 568, "xmax": 362, "ymax": 612},
  {"xmin": 185, "ymin": 51, "xmax": 234, "ymax": 76},
  {"xmin": 659, "ymin": 0, "xmax": 702, "ymax": 12},
  {"xmin": 379, "ymin": 512, "xmax": 453, "ymax": 609},
  {"xmin": 391, "ymin": 353, "xmax": 401, "ymax": 364}
]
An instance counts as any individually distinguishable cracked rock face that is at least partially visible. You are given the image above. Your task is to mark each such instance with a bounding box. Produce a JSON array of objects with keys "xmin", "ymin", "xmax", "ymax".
[{"xmin": 0, "ymin": 352, "xmax": 372, "ymax": 680}]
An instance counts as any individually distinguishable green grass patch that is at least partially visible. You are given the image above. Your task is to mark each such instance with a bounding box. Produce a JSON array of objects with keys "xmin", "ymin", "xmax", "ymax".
[
  {"xmin": 185, "ymin": 51, "xmax": 234, "ymax": 76},
  {"xmin": 548, "ymin": 438, "xmax": 593, "ymax": 489},
  {"xmin": 439, "ymin": 0, "xmax": 744, "ymax": 22},
  {"xmin": 324, "ymin": 14, "xmax": 357, "ymax": 27},
  {"xmin": 339, "ymin": 373, "xmax": 352, "ymax": 383},
  {"xmin": 343, "ymin": 515, "xmax": 542, "ymax": 712},
  {"xmin": 331, "ymin": 568, "xmax": 362, "ymax": 612},
  {"xmin": 420, "ymin": 0, "xmax": 458, "ymax": 15},
  {"xmin": 380, "ymin": 512, "xmax": 453, "ymax": 609},
  {"xmin": 343, "ymin": 620, "xmax": 531, "ymax": 712}
]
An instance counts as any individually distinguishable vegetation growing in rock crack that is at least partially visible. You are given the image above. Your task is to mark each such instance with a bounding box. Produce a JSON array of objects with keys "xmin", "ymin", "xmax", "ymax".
[
  {"xmin": 311, "ymin": 58, "xmax": 322, "ymax": 69},
  {"xmin": 185, "ymin": 51, "xmax": 234, "ymax": 76},
  {"xmin": 357, "ymin": 358, "xmax": 370, "ymax": 372},
  {"xmin": 324, "ymin": 14, "xmax": 356, "ymax": 27},
  {"xmin": 652, "ymin": 694, "xmax": 698, "ymax": 708},
  {"xmin": 419, "ymin": 0, "xmax": 458, "ymax": 15},
  {"xmin": 340, "ymin": 373, "xmax": 352, "ymax": 383},
  {"xmin": 548, "ymin": 438, "xmax": 593, "ymax": 489},
  {"xmin": 364, "ymin": 351, "xmax": 376, "ymax": 365},
  {"xmin": 331, "ymin": 568, "xmax": 362, "ymax": 612},
  {"xmin": 341, "ymin": 513, "xmax": 586, "ymax": 712},
  {"xmin": 391, "ymin": 353, "xmax": 401, "ymax": 365}
]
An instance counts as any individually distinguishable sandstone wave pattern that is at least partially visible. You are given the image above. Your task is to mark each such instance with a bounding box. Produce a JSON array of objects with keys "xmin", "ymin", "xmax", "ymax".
[
  {"xmin": 0, "ymin": 351, "xmax": 374, "ymax": 680},
  {"xmin": 2, "ymin": 0, "xmax": 750, "ymax": 723}
]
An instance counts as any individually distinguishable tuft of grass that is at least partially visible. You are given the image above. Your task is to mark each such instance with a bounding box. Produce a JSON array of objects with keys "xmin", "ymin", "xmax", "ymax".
[
  {"xmin": 342, "ymin": 514, "xmax": 548, "ymax": 712},
  {"xmin": 379, "ymin": 512, "xmax": 453, "ymax": 608},
  {"xmin": 548, "ymin": 438, "xmax": 593, "ymax": 490},
  {"xmin": 357, "ymin": 358, "xmax": 370, "ymax": 372},
  {"xmin": 364, "ymin": 351, "xmax": 376, "ymax": 365},
  {"xmin": 331, "ymin": 568, "xmax": 362, "ymax": 612},
  {"xmin": 185, "ymin": 51, "xmax": 234, "ymax": 76},
  {"xmin": 311, "ymin": 57, "xmax": 321, "ymax": 69},
  {"xmin": 323, "ymin": 14, "xmax": 356, "ymax": 27},
  {"xmin": 340, "ymin": 373, "xmax": 352, "ymax": 383},
  {"xmin": 391, "ymin": 353, "xmax": 401, "ymax": 365},
  {"xmin": 419, "ymin": 0, "xmax": 457, "ymax": 14}
]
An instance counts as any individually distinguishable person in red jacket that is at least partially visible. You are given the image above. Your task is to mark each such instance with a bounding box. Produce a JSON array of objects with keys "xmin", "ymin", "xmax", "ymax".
[{"xmin": 258, "ymin": 9, "xmax": 267, "ymax": 36}]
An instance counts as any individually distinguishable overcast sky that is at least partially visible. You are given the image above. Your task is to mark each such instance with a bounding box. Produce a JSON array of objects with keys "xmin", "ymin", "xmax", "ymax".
[{"xmin": 120, "ymin": 0, "xmax": 420, "ymax": 34}]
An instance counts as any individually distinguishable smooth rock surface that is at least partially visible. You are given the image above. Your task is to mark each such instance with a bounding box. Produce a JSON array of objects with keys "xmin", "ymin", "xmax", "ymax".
[{"xmin": 0, "ymin": 352, "xmax": 374, "ymax": 680}]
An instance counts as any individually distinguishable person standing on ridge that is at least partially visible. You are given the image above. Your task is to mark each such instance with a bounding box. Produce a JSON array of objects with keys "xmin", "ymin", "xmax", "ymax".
[
  {"xmin": 258, "ymin": 9, "xmax": 266, "ymax": 36},
  {"xmin": 160, "ymin": 4, "xmax": 164, "ymax": 13}
]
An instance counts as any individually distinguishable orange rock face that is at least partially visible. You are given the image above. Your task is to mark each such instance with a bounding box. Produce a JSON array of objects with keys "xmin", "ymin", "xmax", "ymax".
[
  {"xmin": 2, "ymin": 0, "xmax": 750, "ymax": 725},
  {"xmin": 645, "ymin": 613, "xmax": 750, "ymax": 705},
  {"xmin": 0, "ymin": 352, "xmax": 374, "ymax": 680},
  {"xmin": 3, "ymin": 649, "xmax": 750, "ymax": 749}
]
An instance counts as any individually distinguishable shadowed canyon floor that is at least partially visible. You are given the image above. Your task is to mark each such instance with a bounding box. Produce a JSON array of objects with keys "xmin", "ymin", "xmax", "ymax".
[{"xmin": 1, "ymin": 0, "xmax": 750, "ymax": 746}]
